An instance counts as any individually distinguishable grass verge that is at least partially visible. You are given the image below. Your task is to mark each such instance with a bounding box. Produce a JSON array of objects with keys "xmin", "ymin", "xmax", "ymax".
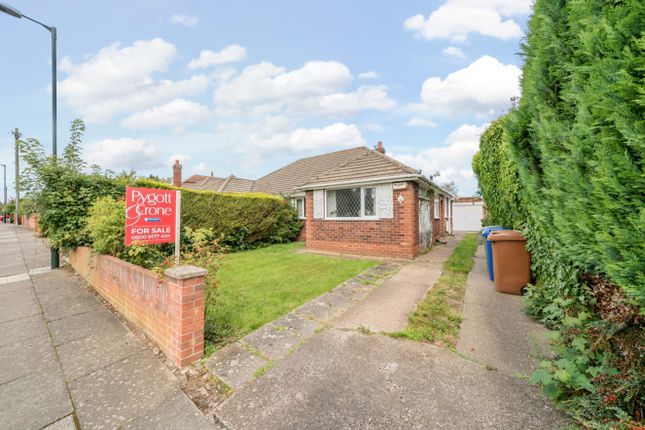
[
  {"xmin": 391, "ymin": 233, "xmax": 479, "ymax": 348},
  {"xmin": 205, "ymin": 242, "xmax": 377, "ymax": 352}
]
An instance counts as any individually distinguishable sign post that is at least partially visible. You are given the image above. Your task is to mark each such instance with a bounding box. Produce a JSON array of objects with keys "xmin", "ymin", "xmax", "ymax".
[
  {"xmin": 125, "ymin": 187, "xmax": 181, "ymax": 260},
  {"xmin": 174, "ymin": 190, "xmax": 181, "ymax": 265}
]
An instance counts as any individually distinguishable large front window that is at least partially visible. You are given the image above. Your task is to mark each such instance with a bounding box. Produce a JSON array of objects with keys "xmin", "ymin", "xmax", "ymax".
[{"xmin": 326, "ymin": 187, "xmax": 376, "ymax": 218}]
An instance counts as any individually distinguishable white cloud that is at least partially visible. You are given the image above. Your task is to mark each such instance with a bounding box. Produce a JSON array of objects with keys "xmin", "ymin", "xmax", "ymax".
[
  {"xmin": 169, "ymin": 154, "xmax": 192, "ymax": 164},
  {"xmin": 406, "ymin": 117, "xmax": 438, "ymax": 128},
  {"xmin": 215, "ymin": 61, "xmax": 351, "ymax": 108},
  {"xmin": 391, "ymin": 123, "xmax": 488, "ymax": 194},
  {"xmin": 443, "ymin": 46, "xmax": 465, "ymax": 58},
  {"xmin": 188, "ymin": 45, "xmax": 247, "ymax": 70},
  {"xmin": 191, "ymin": 162, "xmax": 208, "ymax": 174},
  {"xmin": 248, "ymin": 122, "xmax": 365, "ymax": 154},
  {"xmin": 211, "ymin": 67, "xmax": 237, "ymax": 82},
  {"xmin": 169, "ymin": 14, "xmax": 200, "ymax": 27},
  {"xmin": 420, "ymin": 55, "xmax": 521, "ymax": 116},
  {"xmin": 213, "ymin": 61, "xmax": 395, "ymax": 117},
  {"xmin": 120, "ymin": 99, "xmax": 210, "ymax": 130},
  {"xmin": 58, "ymin": 38, "xmax": 209, "ymax": 122},
  {"xmin": 404, "ymin": 0, "xmax": 531, "ymax": 42},
  {"xmin": 358, "ymin": 71, "xmax": 379, "ymax": 80},
  {"xmin": 84, "ymin": 138, "xmax": 162, "ymax": 171},
  {"xmin": 310, "ymin": 85, "xmax": 396, "ymax": 116}
]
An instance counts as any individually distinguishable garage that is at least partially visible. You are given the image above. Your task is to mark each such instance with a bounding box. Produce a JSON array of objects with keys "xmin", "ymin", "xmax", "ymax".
[{"xmin": 453, "ymin": 197, "xmax": 484, "ymax": 231}]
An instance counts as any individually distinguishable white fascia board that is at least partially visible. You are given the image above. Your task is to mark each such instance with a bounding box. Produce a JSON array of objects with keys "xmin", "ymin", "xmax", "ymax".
[
  {"xmin": 299, "ymin": 173, "xmax": 455, "ymax": 198},
  {"xmin": 300, "ymin": 174, "xmax": 420, "ymax": 190}
]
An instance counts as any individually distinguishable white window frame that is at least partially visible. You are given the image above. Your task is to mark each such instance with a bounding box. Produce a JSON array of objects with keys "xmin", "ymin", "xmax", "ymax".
[
  {"xmin": 324, "ymin": 186, "xmax": 378, "ymax": 220},
  {"xmin": 290, "ymin": 197, "xmax": 306, "ymax": 219},
  {"xmin": 445, "ymin": 197, "xmax": 450, "ymax": 219},
  {"xmin": 434, "ymin": 197, "xmax": 440, "ymax": 219}
]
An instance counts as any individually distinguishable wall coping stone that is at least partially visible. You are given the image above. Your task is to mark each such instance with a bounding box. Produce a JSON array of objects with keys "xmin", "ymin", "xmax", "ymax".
[{"xmin": 165, "ymin": 265, "xmax": 208, "ymax": 280}]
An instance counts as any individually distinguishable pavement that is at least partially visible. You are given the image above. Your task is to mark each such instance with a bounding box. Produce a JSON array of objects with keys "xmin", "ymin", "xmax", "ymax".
[
  {"xmin": 214, "ymin": 235, "xmax": 567, "ymax": 429},
  {"xmin": 0, "ymin": 224, "xmax": 221, "ymax": 430},
  {"xmin": 457, "ymin": 245, "xmax": 553, "ymax": 377}
]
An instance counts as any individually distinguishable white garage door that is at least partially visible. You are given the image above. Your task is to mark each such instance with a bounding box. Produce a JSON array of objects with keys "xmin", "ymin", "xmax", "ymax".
[{"xmin": 453, "ymin": 202, "xmax": 484, "ymax": 231}]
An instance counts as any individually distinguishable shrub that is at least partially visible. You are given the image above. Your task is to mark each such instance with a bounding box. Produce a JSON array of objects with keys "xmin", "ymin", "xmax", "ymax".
[
  {"xmin": 86, "ymin": 196, "xmax": 169, "ymax": 269},
  {"xmin": 86, "ymin": 196, "xmax": 126, "ymax": 256}
]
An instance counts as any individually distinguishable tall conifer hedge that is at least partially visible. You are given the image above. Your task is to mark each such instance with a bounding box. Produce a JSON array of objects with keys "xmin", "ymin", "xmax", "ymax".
[
  {"xmin": 481, "ymin": 0, "xmax": 644, "ymax": 308},
  {"xmin": 474, "ymin": 1, "xmax": 644, "ymax": 424}
]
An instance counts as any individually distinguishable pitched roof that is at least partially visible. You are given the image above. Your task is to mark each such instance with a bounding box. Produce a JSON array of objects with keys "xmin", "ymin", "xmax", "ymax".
[
  {"xmin": 302, "ymin": 147, "xmax": 419, "ymax": 186},
  {"xmin": 251, "ymin": 147, "xmax": 368, "ymax": 195},
  {"xmin": 183, "ymin": 174, "xmax": 209, "ymax": 185},
  {"xmin": 180, "ymin": 145, "xmax": 453, "ymax": 197},
  {"xmin": 182, "ymin": 175, "xmax": 254, "ymax": 193},
  {"xmin": 220, "ymin": 176, "xmax": 255, "ymax": 193}
]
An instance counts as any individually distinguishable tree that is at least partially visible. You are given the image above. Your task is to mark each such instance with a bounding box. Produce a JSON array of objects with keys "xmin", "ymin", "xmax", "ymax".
[{"xmin": 439, "ymin": 181, "xmax": 458, "ymax": 197}]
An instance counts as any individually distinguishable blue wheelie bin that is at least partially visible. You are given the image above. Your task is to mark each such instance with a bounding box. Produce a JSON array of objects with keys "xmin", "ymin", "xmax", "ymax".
[{"xmin": 481, "ymin": 226, "xmax": 509, "ymax": 281}]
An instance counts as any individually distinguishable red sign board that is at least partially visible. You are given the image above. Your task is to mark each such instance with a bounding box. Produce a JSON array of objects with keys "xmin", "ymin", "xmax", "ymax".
[{"xmin": 125, "ymin": 187, "xmax": 178, "ymax": 246}]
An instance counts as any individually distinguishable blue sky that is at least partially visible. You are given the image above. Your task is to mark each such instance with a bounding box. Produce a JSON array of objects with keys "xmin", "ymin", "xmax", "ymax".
[{"xmin": 0, "ymin": 0, "xmax": 531, "ymax": 197}]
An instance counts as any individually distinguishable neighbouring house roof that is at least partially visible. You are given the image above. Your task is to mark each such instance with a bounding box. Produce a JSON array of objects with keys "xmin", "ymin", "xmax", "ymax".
[
  {"xmin": 456, "ymin": 197, "xmax": 483, "ymax": 203},
  {"xmin": 181, "ymin": 146, "xmax": 454, "ymax": 198},
  {"xmin": 183, "ymin": 175, "xmax": 254, "ymax": 193}
]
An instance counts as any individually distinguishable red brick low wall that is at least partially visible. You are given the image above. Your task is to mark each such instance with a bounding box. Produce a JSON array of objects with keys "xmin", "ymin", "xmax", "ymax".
[
  {"xmin": 19, "ymin": 214, "xmax": 40, "ymax": 233},
  {"xmin": 68, "ymin": 247, "xmax": 206, "ymax": 367}
]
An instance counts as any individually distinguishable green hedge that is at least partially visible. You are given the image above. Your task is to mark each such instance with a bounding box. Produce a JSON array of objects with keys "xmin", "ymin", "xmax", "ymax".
[
  {"xmin": 472, "ymin": 117, "xmax": 527, "ymax": 230},
  {"xmin": 506, "ymin": 0, "xmax": 644, "ymax": 307},
  {"xmin": 474, "ymin": 0, "xmax": 644, "ymax": 425},
  {"xmin": 37, "ymin": 174, "xmax": 300, "ymax": 251}
]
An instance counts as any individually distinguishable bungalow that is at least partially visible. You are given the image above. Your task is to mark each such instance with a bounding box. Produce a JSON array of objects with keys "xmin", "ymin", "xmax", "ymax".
[{"xmin": 173, "ymin": 142, "xmax": 453, "ymax": 259}]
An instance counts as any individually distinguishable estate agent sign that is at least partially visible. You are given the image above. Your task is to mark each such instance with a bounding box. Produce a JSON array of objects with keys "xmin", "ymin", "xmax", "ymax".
[{"xmin": 125, "ymin": 187, "xmax": 181, "ymax": 261}]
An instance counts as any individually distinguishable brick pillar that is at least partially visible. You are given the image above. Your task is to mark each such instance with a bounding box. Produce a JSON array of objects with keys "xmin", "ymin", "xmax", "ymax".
[
  {"xmin": 165, "ymin": 265, "xmax": 207, "ymax": 367},
  {"xmin": 305, "ymin": 190, "xmax": 314, "ymax": 244},
  {"xmin": 172, "ymin": 159, "xmax": 182, "ymax": 187}
]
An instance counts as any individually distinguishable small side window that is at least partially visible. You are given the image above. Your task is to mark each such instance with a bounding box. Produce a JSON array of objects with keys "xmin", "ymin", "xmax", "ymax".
[{"xmin": 290, "ymin": 198, "xmax": 306, "ymax": 219}]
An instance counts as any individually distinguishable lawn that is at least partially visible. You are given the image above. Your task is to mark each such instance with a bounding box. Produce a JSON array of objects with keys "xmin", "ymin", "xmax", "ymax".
[
  {"xmin": 207, "ymin": 242, "xmax": 377, "ymax": 348},
  {"xmin": 392, "ymin": 233, "xmax": 479, "ymax": 348}
]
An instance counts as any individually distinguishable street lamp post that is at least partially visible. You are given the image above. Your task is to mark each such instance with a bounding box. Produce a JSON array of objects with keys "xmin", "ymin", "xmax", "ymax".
[
  {"xmin": 1, "ymin": 2, "xmax": 59, "ymax": 267},
  {"xmin": 0, "ymin": 163, "xmax": 6, "ymax": 223}
]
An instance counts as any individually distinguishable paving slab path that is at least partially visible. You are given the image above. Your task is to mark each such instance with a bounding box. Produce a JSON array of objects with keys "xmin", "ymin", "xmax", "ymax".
[
  {"xmin": 0, "ymin": 224, "xmax": 222, "ymax": 430},
  {"xmin": 214, "ymin": 234, "xmax": 567, "ymax": 429}
]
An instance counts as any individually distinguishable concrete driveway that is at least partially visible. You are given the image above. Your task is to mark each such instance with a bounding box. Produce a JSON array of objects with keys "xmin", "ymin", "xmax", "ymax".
[{"xmin": 215, "ymin": 239, "xmax": 566, "ymax": 430}]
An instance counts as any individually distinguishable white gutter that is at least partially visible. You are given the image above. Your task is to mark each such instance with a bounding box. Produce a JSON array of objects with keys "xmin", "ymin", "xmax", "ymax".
[{"xmin": 298, "ymin": 173, "xmax": 454, "ymax": 198}]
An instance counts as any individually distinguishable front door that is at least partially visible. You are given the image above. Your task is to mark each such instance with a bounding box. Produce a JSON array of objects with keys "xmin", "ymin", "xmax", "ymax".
[{"xmin": 419, "ymin": 199, "xmax": 433, "ymax": 251}]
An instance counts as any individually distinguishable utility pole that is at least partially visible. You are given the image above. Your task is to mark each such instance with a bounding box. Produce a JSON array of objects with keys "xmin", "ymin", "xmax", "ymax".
[{"xmin": 13, "ymin": 128, "xmax": 20, "ymax": 226}]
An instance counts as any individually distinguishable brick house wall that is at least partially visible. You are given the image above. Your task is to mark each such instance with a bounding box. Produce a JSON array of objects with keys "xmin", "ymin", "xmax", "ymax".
[
  {"xmin": 305, "ymin": 181, "xmax": 420, "ymax": 258},
  {"xmin": 432, "ymin": 194, "xmax": 452, "ymax": 241},
  {"xmin": 296, "ymin": 220, "xmax": 306, "ymax": 242}
]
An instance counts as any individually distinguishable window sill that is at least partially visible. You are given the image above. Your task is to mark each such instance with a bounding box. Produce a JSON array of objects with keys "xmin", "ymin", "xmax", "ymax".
[{"xmin": 322, "ymin": 216, "xmax": 379, "ymax": 221}]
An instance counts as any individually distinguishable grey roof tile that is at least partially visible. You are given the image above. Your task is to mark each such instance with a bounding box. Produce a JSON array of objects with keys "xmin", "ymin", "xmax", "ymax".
[{"xmin": 251, "ymin": 147, "xmax": 368, "ymax": 195}]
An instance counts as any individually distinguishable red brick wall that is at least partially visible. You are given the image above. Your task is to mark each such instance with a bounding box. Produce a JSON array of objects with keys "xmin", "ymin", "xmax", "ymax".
[
  {"xmin": 68, "ymin": 247, "xmax": 205, "ymax": 367},
  {"xmin": 296, "ymin": 220, "xmax": 306, "ymax": 242},
  {"xmin": 19, "ymin": 214, "xmax": 40, "ymax": 234},
  {"xmin": 432, "ymin": 195, "xmax": 452, "ymax": 241},
  {"xmin": 439, "ymin": 197, "xmax": 447, "ymax": 236},
  {"xmin": 305, "ymin": 182, "xmax": 420, "ymax": 259}
]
